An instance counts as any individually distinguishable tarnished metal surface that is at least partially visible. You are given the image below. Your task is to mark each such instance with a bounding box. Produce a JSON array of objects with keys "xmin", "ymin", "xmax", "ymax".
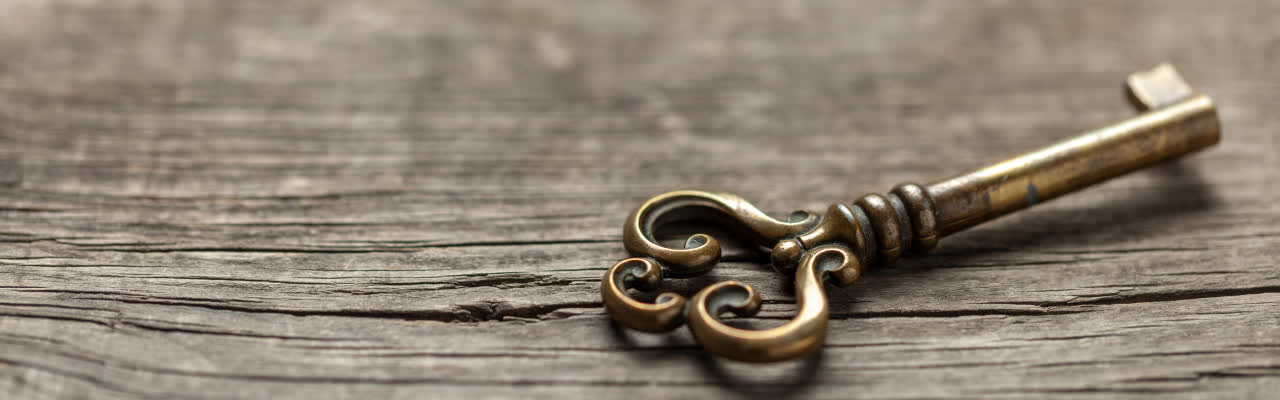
[
  {"xmin": 929, "ymin": 93, "xmax": 1220, "ymax": 235},
  {"xmin": 600, "ymin": 64, "xmax": 1222, "ymax": 363}
]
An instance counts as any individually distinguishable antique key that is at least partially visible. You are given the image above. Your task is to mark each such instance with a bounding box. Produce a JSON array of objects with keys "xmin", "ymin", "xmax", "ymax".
[{"xmin": 601, "ymin": 64, "xmax": 1221, "ymax": 362}]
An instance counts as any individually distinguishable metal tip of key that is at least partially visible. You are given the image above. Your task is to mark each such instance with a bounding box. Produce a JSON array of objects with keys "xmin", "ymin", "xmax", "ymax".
[{"xmin": 1126, "ymin": 63, "xmax": 1196, "ymax": 111}]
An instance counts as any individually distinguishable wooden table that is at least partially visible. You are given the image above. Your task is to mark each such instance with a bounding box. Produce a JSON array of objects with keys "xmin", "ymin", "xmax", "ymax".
[{"xmin": 2, "ymin": 1, "xmax": 1277, "ymax": 398}]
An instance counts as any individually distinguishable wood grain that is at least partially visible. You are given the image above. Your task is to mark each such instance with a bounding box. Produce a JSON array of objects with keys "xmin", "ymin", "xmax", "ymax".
[{"xmin": 1, "ymin": 0, "xmax": 1277, "ymax": 398}]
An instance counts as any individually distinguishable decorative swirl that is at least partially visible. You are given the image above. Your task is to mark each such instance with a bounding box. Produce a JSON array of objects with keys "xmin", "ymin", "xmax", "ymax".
[
  {"xmin": 602, "ymin": 189, "xmax": 818, "ymax": 334},
  {"xmin": 623, "ymin": 189, "xmax": 818, "ymax": 278},
  {"xmin": 686, "ymin": 245, "xmax": 861, "ymax": 363},
  {"xmin": 600, "ymin": 258, "xmax": 686, "ymax": 332},
  {"xmin": 600, "ymin": 186, "xmax": 940, "ymax": 361}
]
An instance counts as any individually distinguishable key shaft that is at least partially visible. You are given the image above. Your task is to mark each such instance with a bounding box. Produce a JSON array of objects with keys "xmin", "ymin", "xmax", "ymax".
[
  {"xmin": 928, "ymin": 94, "xmax": 1219, "ymax": 236},
  {"xmin": 771, "ymin": 64, "xmax": 1221, "ymax": 269}
]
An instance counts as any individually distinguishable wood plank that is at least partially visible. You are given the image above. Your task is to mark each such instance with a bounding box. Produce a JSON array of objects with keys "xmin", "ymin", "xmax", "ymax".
[{"xmin": 0, "ymin": 0, "xmax": 1277, "ymax": 398}]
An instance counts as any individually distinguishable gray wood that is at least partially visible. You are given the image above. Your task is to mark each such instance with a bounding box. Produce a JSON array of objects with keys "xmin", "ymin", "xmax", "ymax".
[{"xmin": 1, "ymin": 0, "xmax": 1278, "ymax": 398}]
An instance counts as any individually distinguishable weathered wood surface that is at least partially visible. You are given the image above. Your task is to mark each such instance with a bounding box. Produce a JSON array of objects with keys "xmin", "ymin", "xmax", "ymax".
[{"xmin": 1, "ymin": 1, "xmax": 1278, "ymax": 398}]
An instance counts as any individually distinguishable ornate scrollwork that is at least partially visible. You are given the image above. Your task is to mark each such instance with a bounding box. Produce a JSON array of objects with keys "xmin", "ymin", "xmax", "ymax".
[
  {"xmin": 622, "ymin": 190, "xmax": 817, "ymax": 277},
  {"xmin": 602, "ymin": 189, "xmax": 818, "ymax": 337},
  {"xmin": 601, "ymin": 187, "xmax": 935, "ymax": 362},
  {"xmin": 686, "ymin": 245, "xmax": 860, "ymax": 362}
]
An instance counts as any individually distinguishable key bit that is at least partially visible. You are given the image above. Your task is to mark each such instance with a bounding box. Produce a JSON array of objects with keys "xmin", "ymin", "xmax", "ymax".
[{"xmin": 601, "ymin": 64, "xmax": 1221, "ymax": 362}]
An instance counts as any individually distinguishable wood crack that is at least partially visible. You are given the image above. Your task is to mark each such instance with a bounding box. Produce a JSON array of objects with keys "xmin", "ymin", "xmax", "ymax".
[
  {"xmin": 66, "ymin": 239, "xmax": 615, "ymax": 253},
  {"xmin": 827, "ymin": 308, "xmax": 1085, "ymax": 320},
  {"xmin": 16, "ymin": 292, "xmax": 604, "ymax": 324},
  {"xmin": 1066, "ymin": 286, "xmax": 1280, "ymax": 306}
]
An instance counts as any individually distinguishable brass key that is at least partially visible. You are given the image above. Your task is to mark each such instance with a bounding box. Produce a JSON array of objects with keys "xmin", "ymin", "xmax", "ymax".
[{"xmin": 600, "ymin": 64, "xmax": 1221, "ymax": 362}]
